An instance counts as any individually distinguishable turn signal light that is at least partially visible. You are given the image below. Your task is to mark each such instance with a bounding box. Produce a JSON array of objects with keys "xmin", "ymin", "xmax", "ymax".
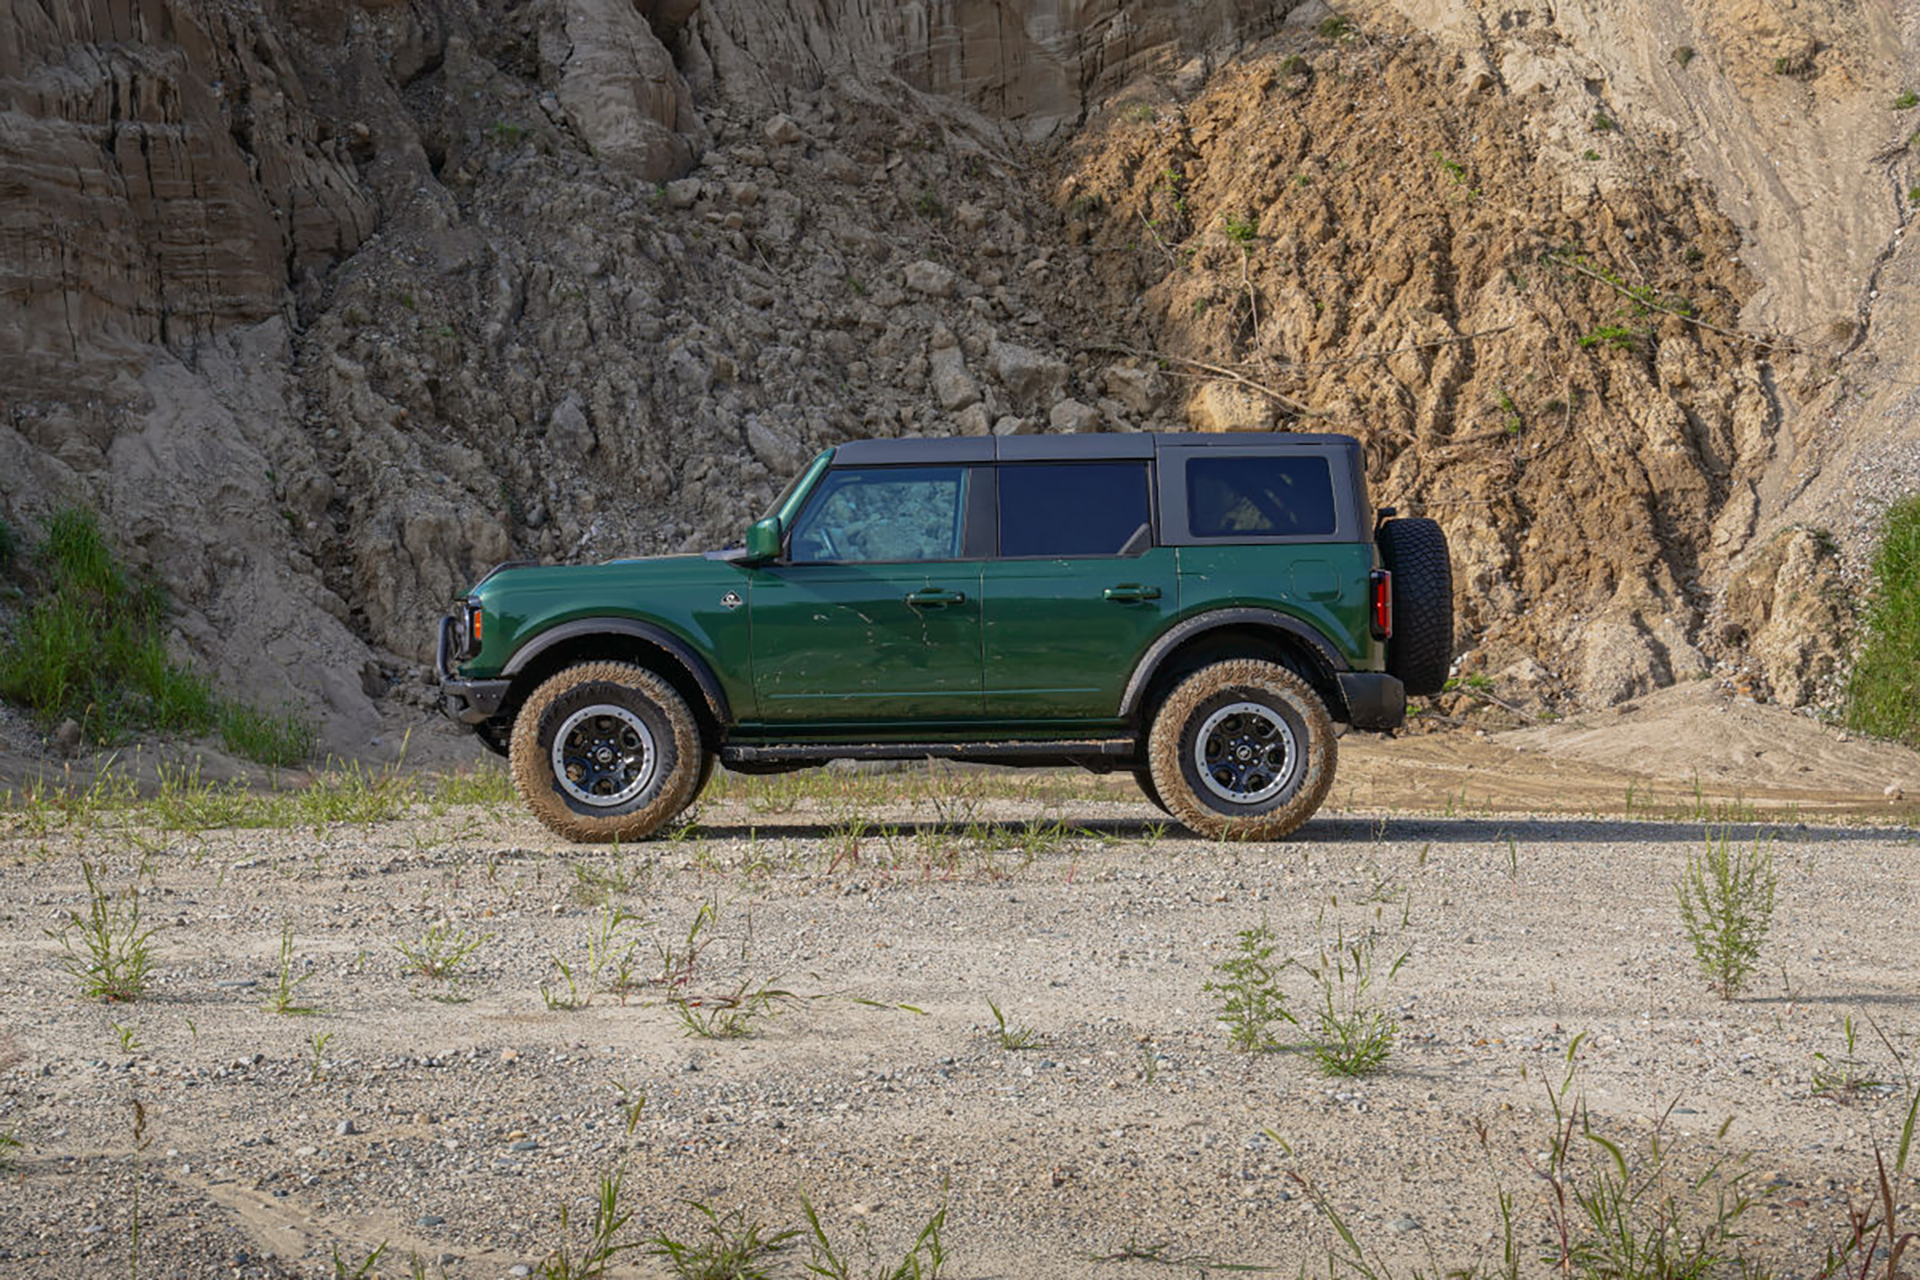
[
  {"xmin": 470, "ymin": 607, "xmax": 482, "ymax": 645},
  {"xmin": 1369, "ymin": 570, "xmax": 1392, "ymax": 639}
]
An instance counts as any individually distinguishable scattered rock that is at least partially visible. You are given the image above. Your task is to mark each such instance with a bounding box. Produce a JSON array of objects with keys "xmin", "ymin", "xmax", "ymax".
[
  {"xmin": 988, "ymin": 341, "xmax": 1069, "ymax": 407},
  {"xmin": 336, "ymin": 1119, "xmax": 358, "ymax": 1136},
  {"xmin": 929, "ymin": 347, "xmax": 981, "ymax": 411},
  {"xmin": 1102, "ymin": 365, "xmax": 1168, "ymax": 416},
  {"xmin": 1886, "ymin": 783, "xmax": 1904, "ymax": 801},
  {"xmin": 1049, "ymin": 398, "xmax": 1102, "ymax": 432},
  {"xmin": 547, "ymin": 393, "xmax": 595, "ymax": 457},
  {"xmin": 903, "ymin": 260, "xmax": 958, "ymax": 298},
  {"xmin": 763, "ymin": 113, "xmax": 804, "ymax": 145},
  {"xmin": 50, "ymin": 719, "xmax": 81, "ymax": 757},
  {"xmin": 1184, "ymin": 381, "xmax": 1275, "ymax": 433}
]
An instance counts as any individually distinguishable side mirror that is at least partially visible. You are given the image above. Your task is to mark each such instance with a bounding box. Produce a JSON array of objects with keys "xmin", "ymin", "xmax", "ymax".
[{"xmin": 742, "ymin": 516, "xmax": 783, "ymax": 564}]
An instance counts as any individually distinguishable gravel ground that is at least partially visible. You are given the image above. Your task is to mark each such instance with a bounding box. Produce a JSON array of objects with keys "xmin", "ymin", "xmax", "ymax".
[{"xmin": 1, "ymin": 766, "xmax": 1917, "ymax": 1279}]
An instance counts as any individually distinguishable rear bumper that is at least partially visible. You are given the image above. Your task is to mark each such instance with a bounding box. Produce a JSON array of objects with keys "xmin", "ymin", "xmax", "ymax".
[{"xmin": 1337, "ymin": 672, "xmax": 1405, "ymax": 731}]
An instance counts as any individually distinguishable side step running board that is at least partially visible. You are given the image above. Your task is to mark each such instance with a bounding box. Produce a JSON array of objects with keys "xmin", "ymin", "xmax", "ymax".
[{"xmin": 720, "ymin": 739, "xmax": 1135, "ymax": 766}]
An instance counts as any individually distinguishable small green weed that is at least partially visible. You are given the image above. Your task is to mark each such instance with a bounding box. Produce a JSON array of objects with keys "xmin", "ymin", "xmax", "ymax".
[
  {"xmin": 1676, "ymin": 827, "xmax": 1775, "ymax": 999},
  {"xmin": 264, "ymin": 922, "xmax": 319, "ymax": 1015},
  {"xmin": 48, "ymin": 859, "xmax": 158, "ymax": 1001},
  {"xmin": 1673, "ymin": 45, "xmax": 1696, "ymax": 66},
  {"xmin": 800, "ymin": 1188, "xmax": 948, "ymax": 1280},
  {"xmin": 671, "ymin": 979, "xmax": 790, "ymax": 1040},
  {"xmin": 331, "ymin": 1241, "xmax": 389, "ymax": 1279},
  {"xmin": 308, "ymin": 1029, "xmax": 333, "ymax": 1084},
  {"xmin": 1590, "ymin": 112, "xmax": 1616, "ymax": 132},
  {"xmin": 396, "ymin": 921, "xmax": 492, "ymax": 983},
  {"xmin": 1124, "ymin": 101, "xmax": 1157, "ymax": 122},
  {"xmin": 541, "ymin": 1167, "xmax": 638, "ymax": 1279},
  {"xmin": 1317, "ymin": 16, "xmax": 1351, "ymax": 39},
  {"xmin": 1280, "ymin": 53, "xmax": 1311, "ymax": 77},
  {"xmin": 986, "ymin": 998, "xmax": 1040, "ymax": 1051},
  {"xmin": 1222, "ymin": 212, "xmax": 1258, "ymax": 245},
  {"xmin": 912, "ymin": 190, "xmax": 944, "ymax": 219},
  {"xmin": 1578, "ymin": 324, "xmax": 1640, "ymax": 351},
  {"xmin": 1812, "ymin": 1014, "xmax": 1884, "ymax": 1103},
  {"xmin": 647, "ymin": 1201, "xmax": 795, "ymax": 1280},
  {"xmin": 0, "ymin": 1130, "xmax": 20, "ymax": 1171},
  {"xmin": 1895, "ymin": 89, "xmax": 1917, "ymax": 109},
  {"xmin": 1203, "ymin": 920, "xmax": 1294, "ymax": 1052}
]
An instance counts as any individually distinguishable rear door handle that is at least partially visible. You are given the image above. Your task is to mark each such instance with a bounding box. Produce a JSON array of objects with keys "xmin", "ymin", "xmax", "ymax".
[
  {"xmin": 1103, "ymin": 584, "xmax": 1162, "ymax": 602},
  {"xmin": 905, "ymin": 587, "xmax": 966, "ymax": 607}
]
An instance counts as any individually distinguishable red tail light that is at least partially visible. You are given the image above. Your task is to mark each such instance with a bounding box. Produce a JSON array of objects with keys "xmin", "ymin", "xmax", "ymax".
[{"xmin": 1370, "ymin": 570, "xmax": 1392, "ymax": 639}]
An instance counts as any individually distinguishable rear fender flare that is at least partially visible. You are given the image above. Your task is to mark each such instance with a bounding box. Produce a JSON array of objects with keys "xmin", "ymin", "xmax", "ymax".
[{"xmin": 1119, "ymin": 608, "xmax": 1349, "ymax": 721}]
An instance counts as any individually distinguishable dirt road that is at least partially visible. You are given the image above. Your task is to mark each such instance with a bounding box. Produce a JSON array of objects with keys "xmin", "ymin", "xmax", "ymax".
[{"xmin": 2, "ymin": 715, "xmax": 1917, "ymax": 1278}]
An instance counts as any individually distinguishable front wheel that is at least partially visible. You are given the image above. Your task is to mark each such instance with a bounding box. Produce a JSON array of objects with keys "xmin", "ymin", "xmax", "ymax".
[
  {"xmin": 1146, "ymin": 659, "xmax": 1336, "ymax": 841},
  {"xmin": 509, "ymin": 662, "xmax": 704, "ymax": 842}
]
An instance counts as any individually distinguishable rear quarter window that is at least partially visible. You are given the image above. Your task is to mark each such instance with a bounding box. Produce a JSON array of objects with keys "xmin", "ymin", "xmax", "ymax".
[{"xmin": 1185, "ymin": 455, "xmax": 1337, "ymax": 538}]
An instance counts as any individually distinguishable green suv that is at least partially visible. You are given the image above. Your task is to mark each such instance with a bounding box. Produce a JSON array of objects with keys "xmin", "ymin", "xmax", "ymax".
[{"xmin": 437, "ymin": 432, "xmax": 1451, "ymax": 841}]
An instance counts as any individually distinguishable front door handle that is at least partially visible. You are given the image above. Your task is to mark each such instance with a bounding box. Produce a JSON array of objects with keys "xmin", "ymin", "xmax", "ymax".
[
  {"xmin": 1104, "ymin": 584, "xmax": 1162, "ymax": 602},
  {"xmin": 905, "ymin": 587, "xmax": 967, "ymax": 607}
]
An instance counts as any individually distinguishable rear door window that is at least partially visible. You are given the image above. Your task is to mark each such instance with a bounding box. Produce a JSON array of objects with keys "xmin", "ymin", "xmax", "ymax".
[
  {"xmin": 997, "ymin": 462, "xmax": 1151, "ymax": 557},
  {"xmin": 1185, "ymin": 455, "xmax": 1336, "ymax": 538}
]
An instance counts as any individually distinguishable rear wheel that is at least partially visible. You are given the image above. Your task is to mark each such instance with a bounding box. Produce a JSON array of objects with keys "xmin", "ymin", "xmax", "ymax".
[
  {"xmin": 509, "ymin": 662, "xmax": 704, "ymax": 842},
  {"xmin": 1146, "ymin": 659, "xmax": 1336, "ymax": 841}
]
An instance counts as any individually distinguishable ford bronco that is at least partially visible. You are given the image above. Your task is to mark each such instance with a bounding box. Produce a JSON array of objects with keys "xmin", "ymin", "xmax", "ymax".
[{"xmin": 437, "ymin": 432, "xmax": 1452, "ymax": 841}]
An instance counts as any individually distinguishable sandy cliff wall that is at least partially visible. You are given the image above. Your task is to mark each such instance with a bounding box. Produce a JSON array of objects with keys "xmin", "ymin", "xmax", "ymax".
[{"xmin": 0, "ymin": 0, "xmax": 1911, "ymax": 755}]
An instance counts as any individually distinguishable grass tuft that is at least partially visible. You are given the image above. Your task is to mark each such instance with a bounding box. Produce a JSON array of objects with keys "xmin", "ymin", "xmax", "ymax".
[
  {"xmin": 47, "ymin": 859, "xmax": 158, "ymax": 1001},
  {"xmin": 647, "ymin": 1201, "xmax": 795, "ymax": 1280},
  {"xmin": 0, "ymin": 508, "xmax": 314, "ymax": 762},
  {"xmin": 1847, "ymin": 496, "xmax": 1920, "ymax": 744},
  {"xmin": 1302, "ymin": 928, "xmax": 1403, "ymax": 1076}
]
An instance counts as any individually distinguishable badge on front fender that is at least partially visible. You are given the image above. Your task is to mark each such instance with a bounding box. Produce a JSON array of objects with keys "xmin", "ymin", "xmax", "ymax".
[{"xmin": 721, "ymin": 591, "xmax": 743, "ymax": 610}]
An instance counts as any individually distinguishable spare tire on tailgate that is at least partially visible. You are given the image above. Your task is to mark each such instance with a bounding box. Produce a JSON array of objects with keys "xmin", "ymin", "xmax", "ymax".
[{"xmin": 1377, "ymin": 517, "xmax": 1453, "ymax": 697}]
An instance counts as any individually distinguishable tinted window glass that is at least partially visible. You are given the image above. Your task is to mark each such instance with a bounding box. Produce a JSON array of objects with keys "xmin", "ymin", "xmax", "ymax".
[
  {"xmin": 788, "ymin": 466, "xmax": 967, "ymax": 563},
  {"xmin": 998, "ymin": 462, "xmax": 1151, "ymax": 557},
  {"xmin": 1186, "ymin": 455, "xmax": 1336, "ymax": 538}
]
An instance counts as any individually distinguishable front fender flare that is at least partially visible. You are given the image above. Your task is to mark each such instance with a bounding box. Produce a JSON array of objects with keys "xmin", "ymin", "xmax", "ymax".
[
  {"xmin": 501, "ymin": 618, "xmax": 733, "ymax": 726},
  {"xmin": 1118, "ymin": 608, "xmax": 1350, "ymax": 721}
]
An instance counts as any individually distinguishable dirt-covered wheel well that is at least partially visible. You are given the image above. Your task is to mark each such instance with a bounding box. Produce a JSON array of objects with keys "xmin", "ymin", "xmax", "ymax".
[
  {"xmin": 1138, "ymin": 625, "xmax": 1344, "ymax": 728},
  {"xmin": 497, "ymin": 634, "xmax": 721, "ymax": 748}
]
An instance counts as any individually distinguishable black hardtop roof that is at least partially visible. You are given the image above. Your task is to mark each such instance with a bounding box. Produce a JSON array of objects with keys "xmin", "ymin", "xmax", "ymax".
[{"xmin": 830, "ymin": 431, "xmax": 1359, "ymax": 466}]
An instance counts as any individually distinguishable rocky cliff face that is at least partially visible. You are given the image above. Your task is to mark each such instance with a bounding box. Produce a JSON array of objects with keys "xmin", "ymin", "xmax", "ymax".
[{"xmin": 0, "ymin": 0, "xmax": 1908, "ymax": 755}]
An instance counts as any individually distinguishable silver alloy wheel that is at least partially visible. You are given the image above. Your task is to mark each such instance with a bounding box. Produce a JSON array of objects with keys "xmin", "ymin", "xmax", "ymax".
[
  {"xmin": 1194, "ymin": 700, "xmax": 1296, "ymax": 804},
  {"xmin": 551, "ymin": 704, "xmax": 656, "ymax": 807}
]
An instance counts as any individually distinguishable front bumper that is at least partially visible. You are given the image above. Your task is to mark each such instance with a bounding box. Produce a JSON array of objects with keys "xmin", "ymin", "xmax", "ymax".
[
  {"xmin": 442, "ymin": 678, "xmax": 511, "ymax": 725},
  {"xmin": 1337, "ymin": 672, "xmax": 1406, "ymax": 731},
  {"xmin": 436, "ymin": 611, "xmax": 510, "ymax": 725}
]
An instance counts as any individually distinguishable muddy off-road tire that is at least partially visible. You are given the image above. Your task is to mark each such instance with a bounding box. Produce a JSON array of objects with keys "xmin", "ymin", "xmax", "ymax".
[
  {"xmin": 1132, "ymin": 767, "xmax": 1171, "ymax": 816},
  {"xmin": 1377, "ymin": 517, "xmax": 1453, "ymax": 697},
  {"xmin": 1146, "ymin": 659, "xmax": 1336, "ymax": 841},
  {"xmin": 509, "ymin": 662, "xmax": 704, "ymax": 842}
]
